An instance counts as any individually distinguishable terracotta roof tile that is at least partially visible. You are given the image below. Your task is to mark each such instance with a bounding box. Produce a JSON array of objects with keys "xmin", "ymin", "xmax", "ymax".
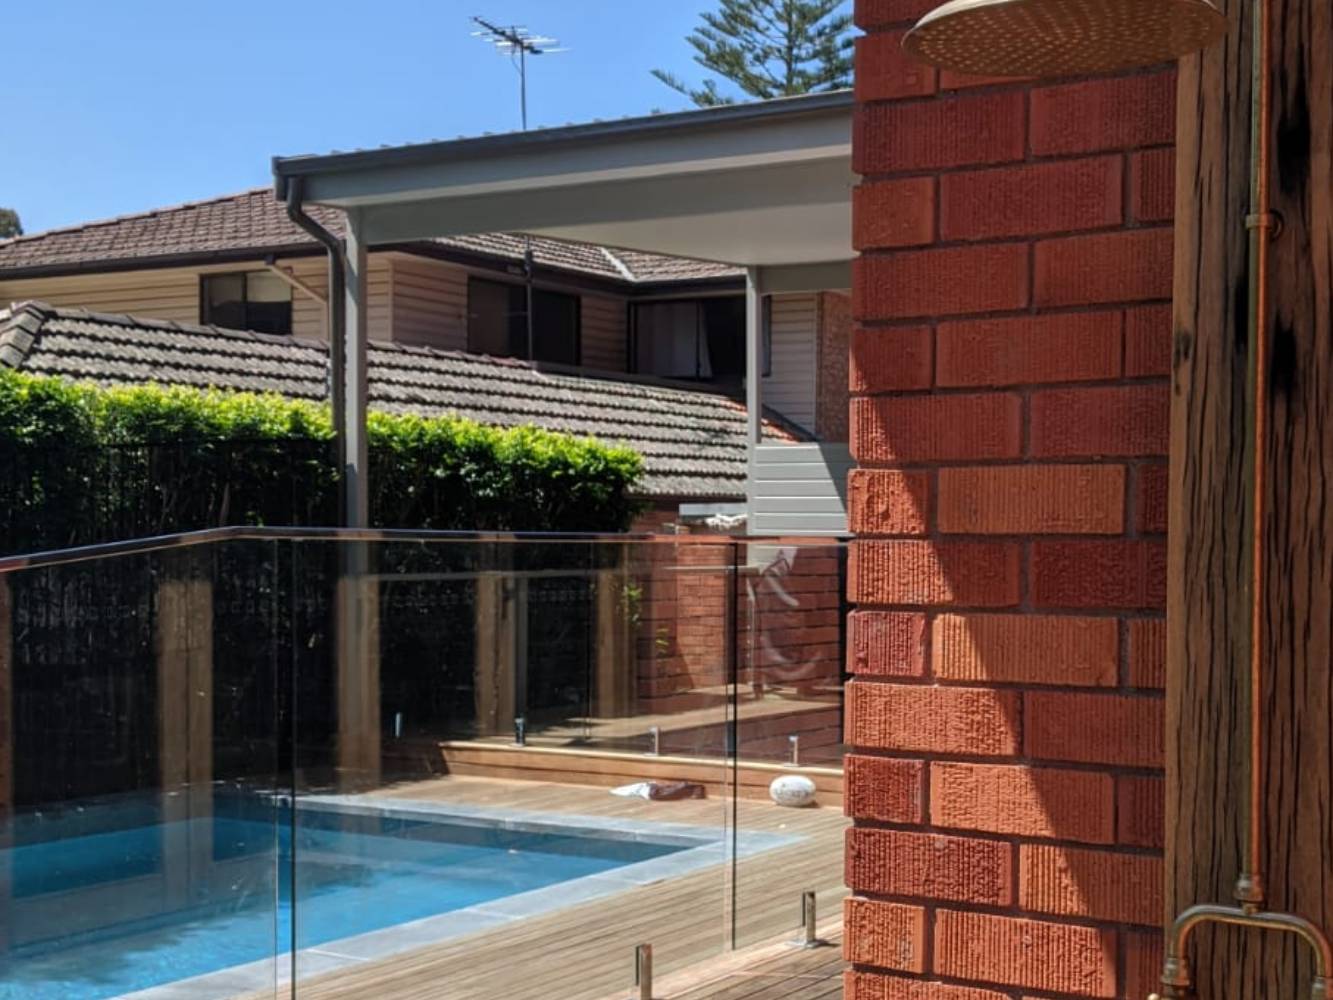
[{"xmin": 0, "ymin": 189, "xmax": 741, "ymax": 285}]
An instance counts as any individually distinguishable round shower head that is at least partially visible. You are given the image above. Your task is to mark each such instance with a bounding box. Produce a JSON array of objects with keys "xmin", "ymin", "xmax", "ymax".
[{"xmin": 901, "ymin": 0, "xmax": 1228, "ymax": 79}]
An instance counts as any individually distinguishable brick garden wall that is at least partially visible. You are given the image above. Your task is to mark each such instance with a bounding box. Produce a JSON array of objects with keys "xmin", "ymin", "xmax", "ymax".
[{"xmin": 845, "ymin": 2, "xmax": 1171, "ymax": 996}]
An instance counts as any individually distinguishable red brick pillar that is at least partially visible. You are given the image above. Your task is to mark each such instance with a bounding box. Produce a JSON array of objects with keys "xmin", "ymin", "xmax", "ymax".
[{"xmin": 845, "ymin": 3, "xmax": 1173, "ymax": 997}]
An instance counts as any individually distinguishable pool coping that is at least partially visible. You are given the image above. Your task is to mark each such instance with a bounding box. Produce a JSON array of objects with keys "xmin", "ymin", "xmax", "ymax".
[{"xmin": 113, "ymin": 795, "xmax": 798, "ymax": 1000}]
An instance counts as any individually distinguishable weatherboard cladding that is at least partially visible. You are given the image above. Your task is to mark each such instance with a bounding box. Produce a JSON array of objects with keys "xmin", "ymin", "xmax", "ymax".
[{"xmin": 0, "ymin": 302, "xmax": 801, "ymax": 499}]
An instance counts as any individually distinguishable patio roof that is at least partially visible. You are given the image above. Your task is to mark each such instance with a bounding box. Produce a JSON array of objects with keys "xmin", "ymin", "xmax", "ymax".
[
  {"xmin": 272, "ymin": 91, "xmax": 854, "ymax": 526},
  {"xmin": 272, "ymin": 91, "xmax": 854, "ymax": 269}
]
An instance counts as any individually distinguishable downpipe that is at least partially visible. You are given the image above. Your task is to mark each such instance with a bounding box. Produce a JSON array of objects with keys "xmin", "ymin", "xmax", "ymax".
[{"xmin": 283, "ymin": 176, "xmax": 348, "ymax": 525}]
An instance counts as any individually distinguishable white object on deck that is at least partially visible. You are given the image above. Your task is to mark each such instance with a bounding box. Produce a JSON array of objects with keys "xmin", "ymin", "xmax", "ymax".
[{"xmin": 769, "ymin": 774, "xmax": 817, "ymax": 807}]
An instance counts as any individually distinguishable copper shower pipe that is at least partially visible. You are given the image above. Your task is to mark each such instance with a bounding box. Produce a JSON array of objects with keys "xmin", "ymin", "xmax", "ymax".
[
  {"xmin": 1240, "ymin": 0, "xmax": 1274, "ymax": 910},
  {"xmin": 1151, "ymin": 0, "xmax": 1333, "ymax": 995}
]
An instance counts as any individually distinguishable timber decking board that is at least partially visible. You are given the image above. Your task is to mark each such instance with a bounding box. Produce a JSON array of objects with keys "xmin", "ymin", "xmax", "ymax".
[{"xmin": 237, "ymin": 774, "xmax": 846, "ymax": 1000}]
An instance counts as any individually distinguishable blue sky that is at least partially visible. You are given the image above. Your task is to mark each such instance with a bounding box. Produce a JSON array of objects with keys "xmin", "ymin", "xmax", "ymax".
[{"xmin": 3, "ymin": 1, "xmax": 846, "ymax": 235}]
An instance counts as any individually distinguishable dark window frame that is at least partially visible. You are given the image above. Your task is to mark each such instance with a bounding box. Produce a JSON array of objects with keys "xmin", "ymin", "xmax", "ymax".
[
  {"xmin": 630, "ymin": 294, "xmax": 751, "ymax": 384},
  {"xmin": 466, "ymin": 276, "xmax": 582, "ymax": 365},
  {"xmin": 199, "ymin": 271, "xmax": 294, "ymax": 336}
]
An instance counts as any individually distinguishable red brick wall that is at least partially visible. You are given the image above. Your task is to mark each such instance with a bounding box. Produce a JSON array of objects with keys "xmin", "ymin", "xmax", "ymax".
[
  {"xmin": 818, "ymin": 291, "xmax": 853, "ymax": 441},
  {"xmin": 846, "ymin": 2, "xmax": 1171, "ymax": 996}
]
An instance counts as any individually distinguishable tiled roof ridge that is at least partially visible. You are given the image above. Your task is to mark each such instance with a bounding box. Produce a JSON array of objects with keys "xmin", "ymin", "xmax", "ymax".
[
  {"xmin": 597, "ymin": 246, "xmax": 637, "ymax": 282},
  {"xmin": 0, "ymin": 300, "xmax": 50, "ymax": 367},
  {"xmin": 0, "ymin": 188, "xmax": 277, "ymax": 252}
]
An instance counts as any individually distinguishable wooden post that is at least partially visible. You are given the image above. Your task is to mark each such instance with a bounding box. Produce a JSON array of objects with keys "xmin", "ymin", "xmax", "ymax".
[
  {"xmin": 155, "ymin": 553, "xmax": 214, "ymax": 906},
  {"xmin": 335, "ymin": 547, "xmax": 381, "ymax": 789},
  {"xmin": 473, "ymin": 556, "xmax": 516, "ymax": 740},
  {"xmin": 1169, "ymin": 1, "xmax": 1332, "ymax": 993}
]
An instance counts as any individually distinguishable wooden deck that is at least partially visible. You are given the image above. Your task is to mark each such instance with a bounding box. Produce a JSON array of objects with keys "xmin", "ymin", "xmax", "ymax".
[
  {"xmin": 261, "ymin": 774, "xmax": 848, "ymax": 1000},
  {"xmin": 640, "ymin": 930, "xmax": 845, "ymax": 1000}
]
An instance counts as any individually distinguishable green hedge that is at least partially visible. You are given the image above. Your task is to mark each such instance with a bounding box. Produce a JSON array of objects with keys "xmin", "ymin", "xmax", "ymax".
[{"xmin": 0, "ymin": 369, "xmax": 644, "ymax": 551}]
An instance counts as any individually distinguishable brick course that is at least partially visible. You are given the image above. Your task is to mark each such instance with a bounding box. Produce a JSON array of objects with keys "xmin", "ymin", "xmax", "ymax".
[
  {"xmin": 935, "ymin": 311, "xmax": 1122, "ymax": 388},
  {"xmin": 930, "ymin": 763, "xmax": 1115, "ymax": 843},
  {"xmin": 934, "ymin": 911, "xmax": 1117, "ymax": 997},
  {"xmin": 932, "ymin": 613, "xmax": 1119, "ymax": 686},
  {"xmin": 847, "ymin": 24, "xmax": 1171, "ymax": 1000}
]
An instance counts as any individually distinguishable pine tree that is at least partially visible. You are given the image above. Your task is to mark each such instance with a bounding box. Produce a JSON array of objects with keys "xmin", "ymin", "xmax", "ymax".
[
  {"xmin": 654, "ymin": 0, "xmax": 853, "ymax": 107},
  {"xmin": 0, "ymin": 209, "xmax": 21, "ymax": 239}
]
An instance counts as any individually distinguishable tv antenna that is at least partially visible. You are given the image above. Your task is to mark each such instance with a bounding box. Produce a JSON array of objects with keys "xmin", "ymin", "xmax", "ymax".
[
  {"xmin": 471, "ymin": 16, "xmax": 565, "ymax": 361},
  {"xmin": 470, "ymin": 16, "xmax": 565, "ymax": 132}
]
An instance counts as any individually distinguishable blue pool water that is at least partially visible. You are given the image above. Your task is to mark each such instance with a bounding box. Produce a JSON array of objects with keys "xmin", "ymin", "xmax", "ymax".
[{"xmin": 0, "ymin": 799, "xmax": 688, "ymax": 999}]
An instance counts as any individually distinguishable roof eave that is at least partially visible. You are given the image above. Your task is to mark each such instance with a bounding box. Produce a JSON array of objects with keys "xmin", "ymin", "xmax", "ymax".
[{"xmin": 271, "ymin": 91, "xmax": 854, "ymax": 194}]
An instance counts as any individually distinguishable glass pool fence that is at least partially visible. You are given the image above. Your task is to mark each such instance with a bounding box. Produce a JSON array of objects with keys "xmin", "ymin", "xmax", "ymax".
[{"xmin": 0, "ymin": 528, "xmax": 847, "ymax": 999}]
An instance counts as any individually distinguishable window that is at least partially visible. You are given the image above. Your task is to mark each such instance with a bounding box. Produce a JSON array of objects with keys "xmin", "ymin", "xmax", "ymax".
[
  {"xmin": 466, "ymin": 278, "xmax": 580, "ymax": 365},
  {"xmin": 632, "ymin": 295, "xmax": 746, "ymax": 384},
  {"xmin": 201, "ymin": 271, "xmax": 293, "ymax": 335}
]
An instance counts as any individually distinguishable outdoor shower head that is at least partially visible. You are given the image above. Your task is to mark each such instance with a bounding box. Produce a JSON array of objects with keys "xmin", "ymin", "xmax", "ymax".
[{"xmin": 901, "ymin": 0, "xmax": 1228, "ymax": 79}]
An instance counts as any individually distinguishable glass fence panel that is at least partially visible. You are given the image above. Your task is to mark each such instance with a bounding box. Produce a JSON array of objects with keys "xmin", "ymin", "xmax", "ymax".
[
  {"xmin": 730, "ymin": 539, "xmax": 849, "ymax": 952},
  {"xmin": 0, "ymin": 528, "xmax": 850, "ymax": 999},
  {"xmin": 286, "ymin": 537, "xmax": 734, "ymax": 1000},
  {"xmin": 0, "ymin": 542, "xmax": 287, "ymax": 1000}
]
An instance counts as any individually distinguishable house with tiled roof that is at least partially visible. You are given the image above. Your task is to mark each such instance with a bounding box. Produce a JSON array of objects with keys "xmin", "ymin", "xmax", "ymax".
[
  {"xmin": 0, "ymin": 188, "xmax": 850, "ymax": 521},
  {"xmin": 0, "ymin": 301, "xmax": 809, "ymax": 501}
]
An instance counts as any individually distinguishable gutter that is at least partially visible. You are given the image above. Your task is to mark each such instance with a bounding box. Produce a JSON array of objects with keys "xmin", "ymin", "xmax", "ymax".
[{"xmin": 283, "ymin": 177, "xmax": 348, "ymax": 524}]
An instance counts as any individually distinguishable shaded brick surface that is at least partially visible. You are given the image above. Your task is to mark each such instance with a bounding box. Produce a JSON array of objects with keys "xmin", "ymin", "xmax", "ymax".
[
  {"xmin": 1128, "ymin": 617, "xmax": 1166, "ymax": 688},
  {"xmin": 1124, "ymin": 303, "xmax": 1173, "ymax": 376},
  {"xmin": 936, "ymin": 311, "xmax": 1122, "ymax": 387},
  {"xmin": 930, "ymin": 763, "xmax": 1115, "ymax": 843},
  {"xmin": 1029, "ymin": 386, "xmax": 1167, "ymax": 461},
  {"xmin": 847, "ymin": 828, "xmax": 1013, "ymax": 905},
  {"xmin": 1024, "ymin": 692, "xmax": 1165, "ymax": 767},
  {"xmin": 847, "ymin": 683, "xmax": 1021, "ymax": 755},
  {"xmin": 854, "ymin": 92, "xmax": 1026, "ymax": 174},
  {"xmin": 1030, "ymin": 384, "xmax": 1170, "ymax": 458},
  {"xmin": 853, "ymin": 0, "xmax": 937, "ymax": 28},
  {"xmin": 855, "ymin": 31, "xmax": 937, "ymax": 101},
  {"xmin": 844, "ymin": 755, "xmax": 924, "ymax": 823},
  {"xmin": 940, "ymin": 157, "xmax": 1123, "ymax": 240},
  {"xmin": 1030, "ymin": 540, "xmax": 1167, "ymax": 609},
  {"xmin": 848, "ymin": 610, "xmax": 927, "ymax": 677},
  {"xmin": 854, "ymin": 177, "xmax": 936, "ymax": 249},
  {"xmin": 849, "ymin": 540, "xmax": 1020, "ymax": 606},
  {"xmin": 1135, "ymin": 464, "xmax": 1169, "ymax": 534},
  {"xmin": 1019, "ymin": 844, "xmax": 1162, "ymax": 925},
  {"xmin": 849, "ymin": 468, "xmax": 931, "ymax": 535},
  {"xmin": 844, "ymin": 897, "xmax": 927, "ymax": 972},
  {"xmin": 844, "ymin": 971, "xmax": 1010, "ymax": 1000},
  {"xmin": 932, "ymin": 613, "xmax": 1119, "ymax": 686},
  {"xmin": 849, "ymin": 324, "xmax": 933, "ymax": 392},
  {"xmin": 1117, "ymin": 775, "xmax": 1166, "ymax": 848},
  {"xmin": 935, "ymin": 911, "xmax": 1118, "ymax": 996},
  {"xmin": 1125, "ymin": 931, "xmax": 1166, "ymax": 999},
  {"xmin": 1131, "ymin": 147, "xmax": 1176, "ymax": 222},
  {"xmin": 1029, "ymin": 72, "xmax": 1176, "ymax": 155},
  {"xmin": 855, "ymin": 244, "xmax": 1030, "ymax": 319},
  {"xmin": 1034, "ymin": 228, "xmax": 1173, "ymax": 307},
  {"xmin": 937, "ymin": 465, "xmax": 1125, "ymax": 534},
  {"xmin": 851, "ymin": 393, "xmax": 1022, "ymax": 463}
]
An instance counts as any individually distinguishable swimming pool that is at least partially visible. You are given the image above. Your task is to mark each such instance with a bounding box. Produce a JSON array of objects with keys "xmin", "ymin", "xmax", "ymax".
[{"xmin": 0, "ymin": 794, "xmax": 752, "ymax": 1000}]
